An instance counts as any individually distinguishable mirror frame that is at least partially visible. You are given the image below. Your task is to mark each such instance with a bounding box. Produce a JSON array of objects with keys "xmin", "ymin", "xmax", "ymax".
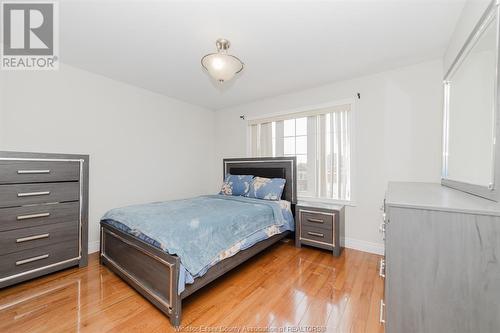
[{"xmin": 442, "ymin": 0, "xmax": 500, "ymax": 201}]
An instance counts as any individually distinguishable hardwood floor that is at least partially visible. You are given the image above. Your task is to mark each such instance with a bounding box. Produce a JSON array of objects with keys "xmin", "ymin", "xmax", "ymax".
[{"xmin": 0, "ymin": 240, "xmax": 384, "ymax": 333}]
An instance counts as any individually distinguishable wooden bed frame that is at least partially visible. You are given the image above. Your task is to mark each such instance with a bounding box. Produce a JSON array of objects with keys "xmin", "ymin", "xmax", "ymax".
[{"xmin": 99, "ymin": 157, "xmax": 297, "ymax": 326}]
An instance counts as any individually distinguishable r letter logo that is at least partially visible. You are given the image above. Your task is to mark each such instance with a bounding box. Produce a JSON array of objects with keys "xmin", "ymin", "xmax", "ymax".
[{"xmin": 1, "ymin": 2, "xmax": 59, "ymax": 70}]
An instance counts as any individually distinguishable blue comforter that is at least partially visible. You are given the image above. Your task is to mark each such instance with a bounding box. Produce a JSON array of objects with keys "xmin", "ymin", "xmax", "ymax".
[{"xmin": 101, "ymin": 195, "xmax": 288, "ymax": 276}]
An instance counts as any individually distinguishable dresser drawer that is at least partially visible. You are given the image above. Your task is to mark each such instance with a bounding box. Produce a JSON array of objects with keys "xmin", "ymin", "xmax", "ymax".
[
  {"xmin": 0, "ymin": 182, "xmax": 79, "ymax": 208},
  {"xmin": 0, "ymin": 202, "xmax": 79, "ymax": 232},
  {"xmin": 300, "ymin": 225, "xmax": 334, "ymax": 245},
  {"xmin": 0, "ymin": 240, "xmax": 78, "ymax": 279},
  {"xmin": 299, "ymin": 210, "xmax": 334, "ymax": 230},
  {"xmin": 0, "ymin": 160, "xmax": 80, "ymax": 184},
  {"xmin": 0, "ymin": 222, "xmax": 78, "ymax": 255}
]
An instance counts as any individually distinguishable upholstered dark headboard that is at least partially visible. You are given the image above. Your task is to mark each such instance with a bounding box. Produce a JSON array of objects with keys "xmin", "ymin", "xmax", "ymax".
[{"xmin": 223, "ymin": 157, "xmax": 297, "ymax": 203}]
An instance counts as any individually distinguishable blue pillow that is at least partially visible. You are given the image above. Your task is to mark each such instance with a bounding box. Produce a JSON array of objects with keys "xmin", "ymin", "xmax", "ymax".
[
  {"xmin": 219, "ymin": 174, "xmax": 254, "ymax": 196},
  {"xmin": 246, "ymin": 177, "xmax": 286, "ymax": 201}
]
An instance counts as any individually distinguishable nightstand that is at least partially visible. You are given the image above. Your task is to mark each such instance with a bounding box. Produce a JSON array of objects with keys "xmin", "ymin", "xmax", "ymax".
[{"xmin": 295, "ymin": 201, "xmax": 345, "ymax": 256}]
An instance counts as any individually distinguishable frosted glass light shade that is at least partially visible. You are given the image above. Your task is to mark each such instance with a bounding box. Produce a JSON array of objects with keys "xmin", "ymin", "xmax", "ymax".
[{"xmin": 201, "ymin": 39, "xmax": 244, "ymax": 83}]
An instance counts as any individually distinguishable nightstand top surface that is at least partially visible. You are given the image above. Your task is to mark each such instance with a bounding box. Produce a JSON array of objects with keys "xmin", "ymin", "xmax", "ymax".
[{"xmin": 297, "ymin": 201, "xmax": 344, "ymax": 211}]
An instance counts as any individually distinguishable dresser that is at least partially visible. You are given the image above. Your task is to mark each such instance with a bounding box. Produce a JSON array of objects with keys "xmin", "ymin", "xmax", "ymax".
[
  {"xmin": 381, "ymin": 182, "xmax": 500, "ymax": 332},
  {"xmin": 295, "ymin": 201, "xmax": 345, "ymax": 256},
  {"xmin": 0, "ymin": 151, "xmax": 89, "ymax": 288}
]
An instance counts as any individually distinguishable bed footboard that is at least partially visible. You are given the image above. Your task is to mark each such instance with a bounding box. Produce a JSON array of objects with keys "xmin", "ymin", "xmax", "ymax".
[
  {"xmin": 100, "ymin": 223, "xmax": 291, "ymax": 327},
  {"xmin": 100, "ymin": 224, "xmax": 182, "ymax": 326}
]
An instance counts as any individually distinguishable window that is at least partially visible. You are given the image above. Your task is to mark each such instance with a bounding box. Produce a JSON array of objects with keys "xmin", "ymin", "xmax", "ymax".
[{"xmin": 249, "ymin": 103, "xmax": 352, "ymax": 201}]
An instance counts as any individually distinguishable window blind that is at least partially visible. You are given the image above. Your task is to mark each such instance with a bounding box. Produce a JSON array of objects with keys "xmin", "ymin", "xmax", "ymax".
[
  {"xmin": 249, "ymin": 104, "xmax": 351, "ymax": 201},
  {"xmin": 248, "ymin": 104, "xmax": 350, "ymax": 125}
]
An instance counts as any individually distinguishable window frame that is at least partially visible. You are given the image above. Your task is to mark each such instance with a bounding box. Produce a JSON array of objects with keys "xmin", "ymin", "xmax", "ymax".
[{"xmin": 246, "ymin": 98, "xmax": 356, "ymax": 206}]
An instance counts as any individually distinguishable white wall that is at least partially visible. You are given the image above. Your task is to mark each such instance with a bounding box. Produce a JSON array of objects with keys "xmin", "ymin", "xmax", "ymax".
[
  {"xmin": 214, "ymin": 60, "xmax": 444, "ymax": 253},
  {"xmin": 444, "ymin": 0, "xmax": 491, "ymax": 72},
  {"xmin": 0, "ymin": 64, "xmax": 215, "ymax": 253}
]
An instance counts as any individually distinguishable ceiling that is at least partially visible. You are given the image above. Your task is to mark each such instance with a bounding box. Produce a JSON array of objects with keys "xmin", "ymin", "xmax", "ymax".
[{"xmin": 59, "ymin": 0, "xmax": 465, "ymax": 110}]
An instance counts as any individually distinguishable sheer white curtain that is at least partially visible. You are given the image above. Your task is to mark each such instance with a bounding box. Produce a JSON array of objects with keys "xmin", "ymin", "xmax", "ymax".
[
  {"xmin": 319, "ymin": 109, "xmax": 351, "ymax": 200},
  {"xmin": 249, "ymin": 104, "xmax": 351, "ymax": 201},
  {"xmin": 250, "ymin": 122, "xmax": 273, "ymax": 157}
]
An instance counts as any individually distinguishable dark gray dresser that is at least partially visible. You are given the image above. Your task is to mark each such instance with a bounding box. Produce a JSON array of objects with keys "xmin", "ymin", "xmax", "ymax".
[
  {"xmin": 0, "ymin": 151, "xmax": 89, "ymax": 288},
  {"xmin": 381, "ymin": 182, "xmax": 500, "ymax": 332}
]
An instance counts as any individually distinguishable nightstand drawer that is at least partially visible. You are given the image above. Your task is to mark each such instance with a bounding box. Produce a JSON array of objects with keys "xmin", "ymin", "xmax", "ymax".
[
  {"xmin": 300, "ymin": 210, "xmax": 334, "ymax": 230},
  {"xmin": 300, "ymin": 225, "xmax": 334, "ymax": 245}
]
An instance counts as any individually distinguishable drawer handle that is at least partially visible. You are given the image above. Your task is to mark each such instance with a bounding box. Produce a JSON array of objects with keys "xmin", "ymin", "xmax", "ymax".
[
  {"xmin": 379, "ymin": 258, "xmax": 386, "ymax": 278},
  {"xmin": 16, "ymin": 254, "xmax": 49, "ymax": 266},
  {"xmin": 379, "ymin": 299, "xmax": 386, "ymax": 324},
  {"xmin": 379, "ymin": 222, "xmax": 386, "ymax": 241},
  {"xmin": 17, "ymin": 191, "xmax": 51, "ymax": 197},
  {"xmin": 17, "ymin": 169, "xmax": 51, "ymax": 174},
  {"xmin": 307, "ymin": 231, "xmax": 324, "ymax": 237},
  {"xmin": 17, "ymin": 212, "xmax": 51, "ymax": 220},
  {"xmin": 307, "ymin": 218, "xmax": 324, "ymax": 224},
  {"xmin": 16, "ymin": 233, "xmax": 50, "ymax": 243}
]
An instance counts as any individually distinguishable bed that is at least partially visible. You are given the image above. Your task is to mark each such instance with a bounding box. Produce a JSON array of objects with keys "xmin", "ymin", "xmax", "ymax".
[{"xmin": 99, "ymin": 157, "xmax": 297, "ymax": 326}]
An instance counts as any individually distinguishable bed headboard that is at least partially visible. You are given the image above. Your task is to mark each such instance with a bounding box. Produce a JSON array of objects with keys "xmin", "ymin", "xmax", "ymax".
[{"xmin": 223, "ymin": 157, "xmax": 297, "ymax": 204}]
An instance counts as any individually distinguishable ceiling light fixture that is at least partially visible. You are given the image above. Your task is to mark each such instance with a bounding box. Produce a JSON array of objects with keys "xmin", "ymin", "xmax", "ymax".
[{"xmin": 201, "ymin": 39, "xmax": 244, "ymax": 83}]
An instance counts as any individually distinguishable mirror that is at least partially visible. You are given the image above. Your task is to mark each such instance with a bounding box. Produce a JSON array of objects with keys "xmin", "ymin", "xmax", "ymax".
[{"xmin": 442, "ymin": 2, "xmax": 500, "ymax": 201}]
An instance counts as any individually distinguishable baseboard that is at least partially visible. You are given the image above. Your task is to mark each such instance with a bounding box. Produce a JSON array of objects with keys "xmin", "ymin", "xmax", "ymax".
[
  {"xmin": 341, "ymin": 237, "xmax": 384, "ymax": 255},
  {"xmin": 88, "ymin": 240, "xmax": 100, "ymax": 254}
]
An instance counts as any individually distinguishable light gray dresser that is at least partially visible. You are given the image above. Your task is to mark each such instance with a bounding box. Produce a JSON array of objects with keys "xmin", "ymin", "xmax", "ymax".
[
  {"xmin": 381, "ymin": 182, "xmax": 500, "ymax": 332},
  {"xmin": 0, "ymin": 151, "xmax": 89, "ymax": 288}
]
